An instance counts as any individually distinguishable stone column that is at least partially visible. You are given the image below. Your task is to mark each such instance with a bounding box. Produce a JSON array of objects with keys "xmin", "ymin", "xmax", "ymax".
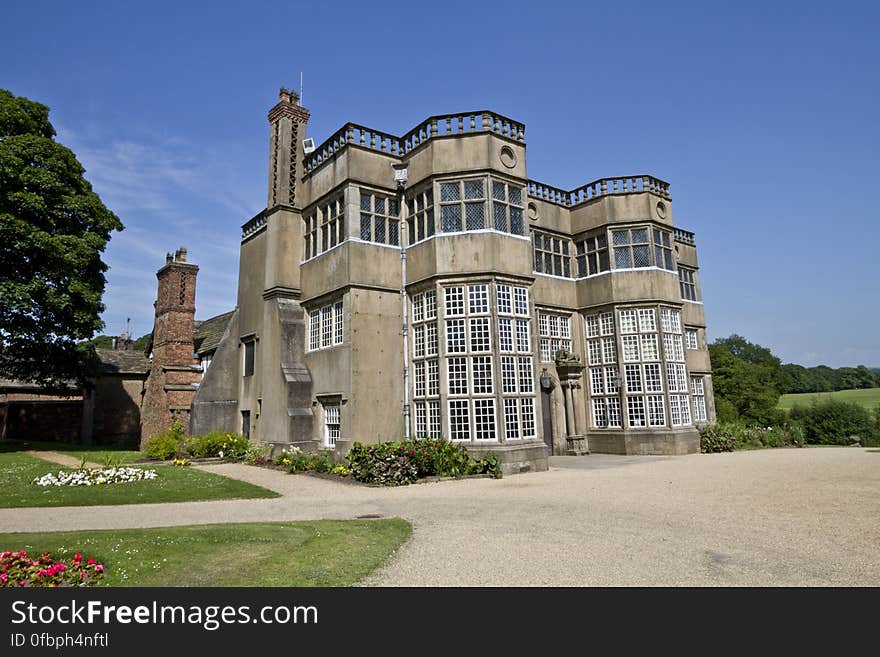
[
  {"xmin": 572, "ymin": 382, "xmax": 583, "ymax": 436},
  {"xmin": 562, "ymin": 382, "xmax": 576, "ymax": 439}
]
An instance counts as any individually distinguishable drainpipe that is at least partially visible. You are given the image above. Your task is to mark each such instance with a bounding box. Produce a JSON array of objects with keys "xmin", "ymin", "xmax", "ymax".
[{"xmin": 394, "ymin": 163, "xmax": 410, "ymax": 440}]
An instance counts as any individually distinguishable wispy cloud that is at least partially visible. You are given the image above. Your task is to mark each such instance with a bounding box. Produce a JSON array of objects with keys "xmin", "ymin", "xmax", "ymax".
[{"xmin": 55, "ymin": 124, "xmax": 264, "ymax": 338}]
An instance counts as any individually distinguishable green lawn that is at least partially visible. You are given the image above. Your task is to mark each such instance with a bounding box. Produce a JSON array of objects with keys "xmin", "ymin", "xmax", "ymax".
[
  {"xmin": 0, "ymin": 520, "xmax": 411, "ymax": 586},
  {"xmin": 778, "ymin": 388, "xmax": 880, "ymax": 411},
  {"xmin": 0, "ymin": 450, "xmax": 279, "ymax": 508}
]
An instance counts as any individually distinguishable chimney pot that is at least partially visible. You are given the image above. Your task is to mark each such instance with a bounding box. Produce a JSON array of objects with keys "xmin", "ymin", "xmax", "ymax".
[{"xmin": 166, "ymin": 252, "xmax": 173, "ymax": 264}]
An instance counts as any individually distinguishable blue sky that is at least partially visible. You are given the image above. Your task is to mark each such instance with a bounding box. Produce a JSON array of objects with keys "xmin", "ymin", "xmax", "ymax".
[{"xmin": 3, "ymin": 0, "xmax": 878, "ymax": 367}]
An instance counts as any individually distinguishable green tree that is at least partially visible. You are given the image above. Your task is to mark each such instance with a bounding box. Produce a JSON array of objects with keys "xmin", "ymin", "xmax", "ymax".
[
  {"xmin": 709, "ymin": 335, "xmax": 785, "ymax": 425},
  {"xmin": 0, "ymin": 89, "xmax": 123, "ymax": 388},
  {"xmin": 132, "ymin": 332, "xmax": 151, "ymax": 352}
]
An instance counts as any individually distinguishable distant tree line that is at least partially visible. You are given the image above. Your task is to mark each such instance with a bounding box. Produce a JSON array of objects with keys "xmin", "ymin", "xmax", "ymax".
[
  {"xmin": 781, "ymin": 363, "xmax": 880, "ymax": 393},
  {"xmin": 82, "ymin": 333, "xmax": 151, "ymax": 352}
]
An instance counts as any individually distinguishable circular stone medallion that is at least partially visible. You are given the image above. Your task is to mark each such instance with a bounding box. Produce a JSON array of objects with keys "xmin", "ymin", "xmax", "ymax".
[{"xmin": 499, "ymin": 145, "xmax": 517, "ymax": 169}]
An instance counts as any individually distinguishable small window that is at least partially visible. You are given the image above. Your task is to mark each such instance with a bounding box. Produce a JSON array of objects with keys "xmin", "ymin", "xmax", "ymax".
[
  {"xmin": 241, "ymin": 410, "xmax": 251, "ymax": 439},
  {"xmin": 243, "ymin": 341, "xmax": 255, "ymax": 377},
  {"xmin": 323, "ymin": 403, "xmax": 340, "ymax": 448}
]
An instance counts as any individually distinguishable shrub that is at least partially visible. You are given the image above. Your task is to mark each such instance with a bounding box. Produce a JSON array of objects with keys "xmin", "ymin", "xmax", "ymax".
[
  {"xmin": 399, "ymin": 437, "xmax": 446, "ymax": 477},
  {"xmin": 467, "ymin": 452, "xmax": 503, "ymax": 479},
  {"xmin": 347, "ymin": 439, "xmax": 503, "ymax": 484},
  {"xmin": 186, "ymin": 431, "xmax": 249, "ymax": 459},
  {"xmin": 432, "ymin": 441, "xmax": 471, "ymax": 478},
  {"xmin": 790, "ymin": 400, "xmax": 874, "ymax": 445},
  {"xmin": 346, "ymin": 442, "xmax": 419, "ymax": 486},
  {"xmin": 283, "ymin": 450, "xmax": 334, "ymax": 474},
  {"xmin": 1, "ymin": 550, "xmax": 105, "ymax": 587},
  {"xmin": 700, "ymin": 421, "xmax": 806, "ymax": 452},
  {"xmin": 143, "ymin": 420, "xmax": 185, "ymax": 459},
  {"xmin": 699, "ymin": 424, "xmax": 737, "ymax": 453}
]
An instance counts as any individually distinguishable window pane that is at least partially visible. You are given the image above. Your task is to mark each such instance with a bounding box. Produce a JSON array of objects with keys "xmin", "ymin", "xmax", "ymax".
[
  {"xmin": 465, "ymin": 202, "xmax": 485, "ymax": 230},
  {"xmin": 440, "ymin": 182, "xmax": 460, "ymax": 202},
  {"xmin": 494, "ymin": 203, "xmax": 507, "ymax": 231},
  {"xmin": 464, "ymin": 179, "xmax": 484, "ymax": 199},
  {"xmin": 632, "ymin": 245, "xmax": 650, "ymax": 267},
  {"xmin": 441, "ymin": 205, "xmax": 461, "ymax": 232},
  {"xmin": 612, "ymin": 230, "xmax": 630, "ymax": 246},
  {"xmin": 509, "ymin": 207, "xmax": 523, "ymax": 235},
  {"xmin": 508, "ymin": 187, "xmax": 522, "ymax": 206},
  {"xmin": 492, "ymin": 180, "xmax": 506, "ymax": 201},
  {"xmin": 631, "ymin": 228, "xmax": 648, "ymax": 244}
]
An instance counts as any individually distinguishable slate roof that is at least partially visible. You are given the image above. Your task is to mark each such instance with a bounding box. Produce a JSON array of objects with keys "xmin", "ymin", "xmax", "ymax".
[
  {"xmin": 95, "ymin": 349, "xmax": 151, "ymax": 375},
  {"xmin": 141, "ymin": 310, "xmax": 234, "ymax": 358},
  {"xmin": 193, "ymin": 311, "xmax": 234, "ymax": 356}
]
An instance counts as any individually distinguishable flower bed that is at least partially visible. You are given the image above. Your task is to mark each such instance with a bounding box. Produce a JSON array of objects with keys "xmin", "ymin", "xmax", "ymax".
[
  {"xmin": 1, "ymin": 550, "xmax": 105, "ymax": 587},
  {"xmin": 33, "ymin": 467, "xmax": 158, "ymax": 487}
]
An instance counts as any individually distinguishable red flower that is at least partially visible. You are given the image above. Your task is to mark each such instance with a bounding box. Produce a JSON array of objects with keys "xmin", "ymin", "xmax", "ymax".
[{"xmin": 87, "ymin": 558, "xmax": 95, "ymax": 565}]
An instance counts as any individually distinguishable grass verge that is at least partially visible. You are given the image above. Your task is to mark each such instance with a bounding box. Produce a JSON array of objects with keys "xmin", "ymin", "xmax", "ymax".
[
  {"xmin": 778, "ymin": 388, "xmax": 880, "ymax": 411},
  {"xmin": 0, "ymin": 451, "xmax": 278, "ymax": 508},
  {"xmin": 0, "ymin": 520, "xmax": 411, "ymax": 586}
]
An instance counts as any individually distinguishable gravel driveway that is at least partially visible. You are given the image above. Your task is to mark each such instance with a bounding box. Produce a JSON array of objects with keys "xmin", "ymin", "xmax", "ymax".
[{"xmin": 3, "ymin": 447, "xmax": 877, "ymax": 586}]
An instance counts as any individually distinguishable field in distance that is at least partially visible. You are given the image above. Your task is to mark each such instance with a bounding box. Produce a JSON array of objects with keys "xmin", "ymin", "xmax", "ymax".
[{"xmin": 778, "ymin": 387, "xmax": 880, "ymax": 411}]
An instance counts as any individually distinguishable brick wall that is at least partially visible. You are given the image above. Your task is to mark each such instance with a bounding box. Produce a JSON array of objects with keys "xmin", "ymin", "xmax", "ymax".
[
  {"xmin": 1, "ymin": 400, "xmax": 83, "ymax": 442},
  {"xmin": 140, "ymin": 249, "xmax": 202, "ymax": 446}
]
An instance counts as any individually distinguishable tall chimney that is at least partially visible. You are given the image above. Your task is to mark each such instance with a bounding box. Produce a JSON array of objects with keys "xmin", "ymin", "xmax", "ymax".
[
  {"xmin": 267, "ymin": 87, "xmax": 310, "ymax": 209},
  {"xmin": 140, "ymin": 248, "xmax": 201, "ymax": 445}
]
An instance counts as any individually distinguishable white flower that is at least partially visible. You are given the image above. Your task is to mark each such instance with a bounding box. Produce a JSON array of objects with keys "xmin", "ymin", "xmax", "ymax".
[{"xmin": 33, "ymin": 467, "xmax": 159, "ymax": 487}]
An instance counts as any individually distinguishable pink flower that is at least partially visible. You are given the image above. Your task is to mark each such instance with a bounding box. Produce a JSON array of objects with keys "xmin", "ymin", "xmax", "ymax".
[
  {"xmin": 94, "ymin": 565, "xmax": 104, "ymax": 573},
  {"xmin": 74, "ymin": 553, "xmax": 82, "ymax": 562}
]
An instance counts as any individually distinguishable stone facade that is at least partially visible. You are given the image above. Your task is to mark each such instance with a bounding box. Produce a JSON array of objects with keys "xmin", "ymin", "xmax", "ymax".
[{"xmin": 190, "ymin": 89, "xmax": 716, "ymax": 468}]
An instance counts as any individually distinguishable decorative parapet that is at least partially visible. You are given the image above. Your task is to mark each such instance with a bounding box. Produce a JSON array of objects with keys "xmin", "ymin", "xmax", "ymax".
[
  {"xmin": 303, "ymin": 110, "xmax": 526, "ymax": 176},
  {"xmin": 527, "ymin": 174, "xmax": 672, "ymax": 207},
  {"xmin": 241, "ymin": 211, "xmax": 267, "ymax": 240},
  {"xmin": 673, "ymin": 227, "xmax": 695, "ymax": 245},
  {"xmin": 526, "ymin": 180, "xmax": 570, "ymax": 206}
]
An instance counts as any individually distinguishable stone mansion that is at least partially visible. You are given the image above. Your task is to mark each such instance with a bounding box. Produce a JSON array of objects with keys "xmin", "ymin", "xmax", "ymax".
[{"xmin": 145, "ymin": 89, "xmax": 715, "ymax": 475}]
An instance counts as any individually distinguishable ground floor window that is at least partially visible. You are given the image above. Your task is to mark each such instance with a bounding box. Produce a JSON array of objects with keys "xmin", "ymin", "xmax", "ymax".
[
  {"xmin": 323, "ymin": 403, "xmax": 340, "ymax": 447},
  {"xmin": 241, "ymin": 410, "xmax": 251, "ymax": 440},
  {"xmin": 691, "ymin": 376, "xmax": 707, "ymax": 422},
  {"xmin": 413, "ymin": 400, "xmax": 441, "ymax": 437}
]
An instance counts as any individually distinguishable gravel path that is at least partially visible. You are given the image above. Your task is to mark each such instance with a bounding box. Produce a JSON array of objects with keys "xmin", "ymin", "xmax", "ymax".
[
  {"xmin": 24, "ymin": 451, "xmax": 102, "ymax": 469},
  {"xmin": 2, "ymin": 448, "xmax": 877, "ymax": 586}
]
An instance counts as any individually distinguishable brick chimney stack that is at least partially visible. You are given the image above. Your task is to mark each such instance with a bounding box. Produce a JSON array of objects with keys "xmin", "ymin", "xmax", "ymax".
[
  {"xmin": 267, "ymin": 87, "xmax": 310, "ymax": 209},
  {"xmin": 140, "ymin": 247, "xmax": 202, "ymax": 445}
]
